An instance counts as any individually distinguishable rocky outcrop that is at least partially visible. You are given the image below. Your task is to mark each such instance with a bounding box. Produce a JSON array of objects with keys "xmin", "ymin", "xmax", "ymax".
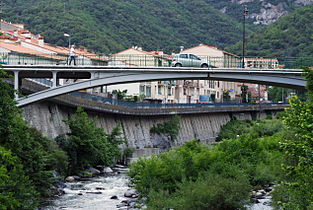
[{"xmin": 227, "ymin": 0, "xmax": 313, "ymax": 25}]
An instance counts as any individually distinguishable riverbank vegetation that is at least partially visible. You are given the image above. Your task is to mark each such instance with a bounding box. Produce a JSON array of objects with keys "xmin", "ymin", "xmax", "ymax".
[
  {"xmin": 0, "ymin": 70, "xmax": 125, "ymax": 209},
  {"xmin": 129, "ymin": 67, "xmax": 313, "ymax": 209},
  {"xmin": 56, "ymin": 107, "xmax": 125, "ymax": 175}
]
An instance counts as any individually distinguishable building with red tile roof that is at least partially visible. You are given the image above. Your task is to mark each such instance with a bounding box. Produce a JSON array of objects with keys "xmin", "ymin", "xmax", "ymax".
[{"xmin": 0, "ymin": 19, "xmax": 107, "ymax": 65}]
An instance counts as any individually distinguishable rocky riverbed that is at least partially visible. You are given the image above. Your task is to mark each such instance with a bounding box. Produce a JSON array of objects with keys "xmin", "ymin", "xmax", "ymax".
[{"xmin": 43, "ymin": 165, "xmax": 144, "ymax": 210}]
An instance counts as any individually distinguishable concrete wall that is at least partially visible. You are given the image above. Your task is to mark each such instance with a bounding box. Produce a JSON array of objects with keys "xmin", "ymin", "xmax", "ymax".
[{"xmin": 22, "ymin": 102, "xmax": 267, "ymax": 150}]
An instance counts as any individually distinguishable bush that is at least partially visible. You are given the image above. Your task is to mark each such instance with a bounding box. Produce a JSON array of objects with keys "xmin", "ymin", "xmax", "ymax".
[
  {"xmin": 147, "ymin": 169, "xmax": 250, "ymax": 210},
  {"xmin": 150, "ymin": 115, "xmax": 181, "ymax": 141},
  {"xmin": 216, "ymin": 119, "xmax": 251, "ymax": 141}
]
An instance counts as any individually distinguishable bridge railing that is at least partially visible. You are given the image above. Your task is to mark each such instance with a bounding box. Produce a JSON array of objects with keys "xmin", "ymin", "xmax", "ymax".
[
  {"xmin": 70, "ymin": 91, "xmax": 289, "ymax": 108},
  {"xmin": 1, "ymin": 52, "xmax": 312, "ymax": 69}
]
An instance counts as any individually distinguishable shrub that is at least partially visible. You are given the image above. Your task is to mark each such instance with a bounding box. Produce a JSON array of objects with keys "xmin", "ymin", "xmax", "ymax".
[
  {"xmin": 150, "ymin": 115, "xmax": 181, "ymax": 141},
  {"xmin": 147, "ymin": 169, "xmax": 250, "ymax": 210},
  {"xmin": 216, "ymin": 119, "xmax": 251, "ymax": 141}
]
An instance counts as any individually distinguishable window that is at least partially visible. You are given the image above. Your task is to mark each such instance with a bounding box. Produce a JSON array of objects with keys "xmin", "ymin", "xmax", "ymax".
[
  {"xmin": 190, "ymin": 54, "xmax": 200, "ymax": 60},
  {"xmin": 168, "ymin": 87, "xmax": 172, "ymax": 96},
  {"xmin": 146, "ymin": 86, "xmax": 151, "ymax": 97},
  {"xmin": 179, "ymin": 54, "xmax": 188, "ymax": 59},
  {"xmin": 140, "ymin": 85, "xmax": 145, "ymax": 95},
  {"xmin": 158, "ymin": 86, "xmax": 162, "ymax": 95}
]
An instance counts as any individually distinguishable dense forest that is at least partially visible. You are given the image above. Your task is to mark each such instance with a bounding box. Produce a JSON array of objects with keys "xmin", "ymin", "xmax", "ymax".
[
  {"xmin": 1, "ymin": 0, "xmax": 243, "ymax": 53},
  {"xmin": 226, "ymin": 4, "xmax": 313, "ymax": 58},
  {"xmin": 1, "ymin": 0, "xmax": 311, "ymax": 55}
]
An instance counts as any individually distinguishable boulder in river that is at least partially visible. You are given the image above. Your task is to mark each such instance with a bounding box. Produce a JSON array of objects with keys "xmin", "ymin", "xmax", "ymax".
[
  {"xmin": 124, "ymin": 189, "xmax": 138, "ymax": 198},
  {"xmin": 103, "ymin": 167, "xmax": 114, "ymax": 173},
  {"xmin": 65, "ymin": 176, "xmax": 75, "ymax": 182},
  {"xmin": 88, "ymin": 167, "xmax": 101, "ymax": 176},
  {"xmin": 110, "ymin": 195, "xmax": 118, "ymax": 199}
]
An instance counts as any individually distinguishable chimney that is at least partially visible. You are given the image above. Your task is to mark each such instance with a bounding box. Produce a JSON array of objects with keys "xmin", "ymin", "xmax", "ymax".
[
  {"xmin": 25, "ymin": 37, "xmax": 31, "ymax": 43},
  {"xmin": 38, "ymin": 36, "xmax": 44, "ymax": 46}
]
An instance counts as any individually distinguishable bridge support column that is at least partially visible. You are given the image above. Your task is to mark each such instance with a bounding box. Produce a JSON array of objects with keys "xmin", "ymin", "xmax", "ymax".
[
  {"xmin": 14, "ymin": 71, "xmax": 19, "ymax": 99},
  {"xmin": 90, "ymin": 72, "xmax": 95, "ymax": 79},
  {"xmin": 52, "ymin": 71, "xmax": 57, "ymax": 88}
]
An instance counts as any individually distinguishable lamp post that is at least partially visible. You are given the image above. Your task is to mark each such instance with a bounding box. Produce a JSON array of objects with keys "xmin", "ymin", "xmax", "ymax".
[
  {"xmin": 64, "ymin": 33, "xmax": 71, "ymax": 51},
  {"xmin": 242, "ymin": 5, "xmax": 248, "ymax": 68},
  {"xmin": 64, "ymin": 33, "xmax": 71, "ymax": 65}
]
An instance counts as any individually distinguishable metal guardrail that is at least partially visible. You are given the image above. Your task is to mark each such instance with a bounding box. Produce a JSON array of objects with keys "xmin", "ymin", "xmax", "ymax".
[
  {"xmin": 70, "ymin": 91, "xmax": 289, "ymax": 108},
  {"xmin": 1, "ymin": 53, "xmax": 312, "ymax": 69}
]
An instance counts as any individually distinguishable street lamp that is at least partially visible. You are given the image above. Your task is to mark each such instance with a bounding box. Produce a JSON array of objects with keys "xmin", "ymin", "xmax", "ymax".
[
  {"xmin": 64, "ymin": 33, "xmax": 71, "ymax": 49},
  {"xmin": 64, "ymin": 33, "xmax": 71, "ymax": 65},
  {"xmin": 242, "ymin": 5, "xmax": 248, "ymax": 68}
]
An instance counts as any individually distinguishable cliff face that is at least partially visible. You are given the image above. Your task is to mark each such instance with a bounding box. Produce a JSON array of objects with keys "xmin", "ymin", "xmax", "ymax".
[
  {"xmin": 22, "ymin": 102, "xmax": 267, "ymax": 149},
  {"xmin": 221, "ymin": 0, "xmax": 313, "ymax": 25}
]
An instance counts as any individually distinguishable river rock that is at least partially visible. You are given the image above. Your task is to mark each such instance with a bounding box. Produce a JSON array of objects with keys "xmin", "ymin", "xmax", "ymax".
[
  {"xmin": 88, "ymin": 167, "xmax": 101, "ymax": 176},
  {"xmin": 86, "ymin": 191, "xmax": 102, "ymax": 194},
  {"xmin": 65, "ymin": 176, "xmax": 75, "ymax": 182},
  {"xmin": 110, "ymin": 195, "xmax": 118, "ymax": 199},
  {"xmin": 103, "ymin": 167, "xmax": 114, "ymax": 173},
  {"xmin": 124, "ymin": 189, "xmax": 138, "ymax": 198},
  {"xmin": 116, "ymin": 203, "xmax": 127, "ymax": 208}
]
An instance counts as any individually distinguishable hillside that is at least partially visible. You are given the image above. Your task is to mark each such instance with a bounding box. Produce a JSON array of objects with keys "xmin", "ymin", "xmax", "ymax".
[
  {"xmin": 208, "ymin": 0, "xmax": 313, "ymax": 25},
  {"xmin": 1, "ymin": 0, "xmax": 312, "ymax": 54},
  {"xmin": 226, "ymin": 4, "xmax": 313, "ymax": 58},
  {"xmin": 1, "ymin": 0, "xmax": 242, "ymax": 53}
]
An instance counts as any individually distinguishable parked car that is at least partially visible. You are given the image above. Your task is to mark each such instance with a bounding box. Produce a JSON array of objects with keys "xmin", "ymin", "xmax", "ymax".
[{"xmin": 171, "ymin": 53, "xmax": 210, "ymax": 68}]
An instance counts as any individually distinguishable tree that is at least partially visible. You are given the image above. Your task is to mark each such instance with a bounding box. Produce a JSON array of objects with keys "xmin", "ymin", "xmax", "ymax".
[
  {"xmin": 0, "ymin": 69, "xmax": 65, "ymax": 206},
  {"xmin": 273, "ymin": 67, "xmax": 313, "ymax": 209},
  {"xmin": 61, "ymin": 107, "xmax": 124, "ymax": 174},
  {"xmin": 0, "ymin": 146, "xmax": 38, "ymax": 209}
]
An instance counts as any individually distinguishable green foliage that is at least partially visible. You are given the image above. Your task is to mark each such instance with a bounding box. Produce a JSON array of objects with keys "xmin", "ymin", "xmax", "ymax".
[
  {"xmin": 147, "ymin": 170, "xmax": 250, "ymax": 210},
  {"xmin": 129, "ymin": 127, "xmax": 285, "ymax": 209},
  {"xmin": 0, "ymin": 146, "xmax": 38, "ymax": 210},
  {"xmin": 150, "ymin": 115, "xmax": 181, "ymax": 141},
  {"xmin": 60, "ymin": 107, "xmax": 124, "ymax": 174},
  {"xmin": 216, "ymin": 119, "xmax": 251, "ymax": 141},
  {"xmin": 0, "ymin": 74, "xmax": 66, "ymax": 206},
  {"xmin": 227, "ymin": 4, "xmax": 313, "ymax": 59},
  {"xmin": 272, "ymin": 67, "xmax": 313, "ymax": 209},
  {"xmin": 1, "ymin": 0, "xmax": 248, "ymax": 53},
  {"xmin": 112, "ymin": 89, "xmax": 127, "ymax": 100}
]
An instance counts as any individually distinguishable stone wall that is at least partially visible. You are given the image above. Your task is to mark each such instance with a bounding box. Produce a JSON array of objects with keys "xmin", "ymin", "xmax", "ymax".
[{"xmin": 22, "ymin": 102, "xmax": 267, "ymax": 149}]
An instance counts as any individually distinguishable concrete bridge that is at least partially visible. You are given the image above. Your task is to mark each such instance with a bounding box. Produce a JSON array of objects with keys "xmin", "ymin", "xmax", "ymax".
[{"xmin": 1, "ymin": 65, "xmax": 306, "ymax": 107}]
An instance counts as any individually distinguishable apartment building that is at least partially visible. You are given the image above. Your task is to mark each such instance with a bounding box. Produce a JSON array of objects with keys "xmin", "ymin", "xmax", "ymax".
[{"xmin": 179, "ymin": 44, "xmax": 242, "ymax": 103}]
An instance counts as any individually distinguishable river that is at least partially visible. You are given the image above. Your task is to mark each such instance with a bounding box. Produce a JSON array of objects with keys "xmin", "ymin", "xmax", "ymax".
[{"xmin": 43, "ymin": 166, "xmax": 134, "ymax": 210}]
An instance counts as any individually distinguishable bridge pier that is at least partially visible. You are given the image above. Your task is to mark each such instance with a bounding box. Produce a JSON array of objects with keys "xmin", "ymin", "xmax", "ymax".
[
  {"xmin": 14, "ymin": 71, "xmax": 19, "ymax": 99},
  {"xmin": 52, "ymin": 71, "xmax": 58, "ymax": 88}
]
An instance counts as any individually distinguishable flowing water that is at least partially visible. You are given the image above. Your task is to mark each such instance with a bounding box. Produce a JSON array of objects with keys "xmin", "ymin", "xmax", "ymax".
[{"xmin": 44, "ymin": 167, "xmax": 132, "ymax": 210}]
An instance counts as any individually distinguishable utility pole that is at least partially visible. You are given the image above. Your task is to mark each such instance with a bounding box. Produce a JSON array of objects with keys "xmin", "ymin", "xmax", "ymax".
[{"xmin": 242, "ymin": 5, "xmax": 248, "ymax": 68}]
